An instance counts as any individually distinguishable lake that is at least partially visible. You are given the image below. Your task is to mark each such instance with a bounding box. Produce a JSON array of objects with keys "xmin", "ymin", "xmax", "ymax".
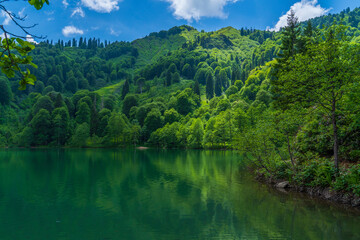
[{"xmin": 0, "ymin": 149, "xmax": 359, "ymax": 240}]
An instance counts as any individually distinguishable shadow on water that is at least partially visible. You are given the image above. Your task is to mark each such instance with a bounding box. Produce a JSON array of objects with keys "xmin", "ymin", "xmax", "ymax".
[{"xmin": 0, "ymin": 149, "xmax": 359, "ymax": 240}]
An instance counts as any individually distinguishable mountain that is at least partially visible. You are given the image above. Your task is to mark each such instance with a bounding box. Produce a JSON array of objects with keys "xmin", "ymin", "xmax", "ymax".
[{"xmin": 0, "ymin": 7, "xmax": 359, "ymax": 149}]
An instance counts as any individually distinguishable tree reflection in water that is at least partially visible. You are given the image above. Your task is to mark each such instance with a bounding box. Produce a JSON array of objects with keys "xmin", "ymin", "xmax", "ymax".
[{"xmin": 0, "ymin": 149, "xmax": 359, "ymax": 240}]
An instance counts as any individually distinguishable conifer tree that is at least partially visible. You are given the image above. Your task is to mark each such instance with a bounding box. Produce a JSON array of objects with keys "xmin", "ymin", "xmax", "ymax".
[
  {"xmin": 278, "ymin": 9, "xmax": 301, "ymax": 63},
  {"xmin": 206, "ymin": 71, "xmax": 214, "ymax": 100},
  {"xmin": 76, "ymin": 102, "xmax": 91, "ymax": 125},
  {"xmin": 194, "ymin": 79, "xmax": 201, "ymax": 98},
  {"xmin": 0, "ymin": 78, "xmax": 12, "ymax": 105},
  {"xmin": 122, "ymin": 79, "xmax": 130, "ymax": 99},
  {"xmin": 215, "ymin": 77, "xmax": 222, "ymax": 97}
]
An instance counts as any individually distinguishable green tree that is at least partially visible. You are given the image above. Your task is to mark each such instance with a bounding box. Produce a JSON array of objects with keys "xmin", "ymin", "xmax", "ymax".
[
  {"xmin": 142, "ymin": 108, "xmax": 163, "ymax": 140},
  {"xmin": 187, "ymin": 118, "xmax": 204, "ymax": 148},
  {"xmin": 213, "ymin": 111, "xmax": 233, "ymax": 147},
  {"xmin": 215, "ymin": 77, "xmax": 222, "ymax": 97},
  {"xmin": 122, "ymin": 94, "xmax": 138, "ymax": 117},
  {"xmin": 107, "ymin": 112, "xmax": 126, "ymax": 144},
  {"xmin": 121, "ymin": 79, "xmax": 130, "ymax": 99},
  {"xmin": 165, "ymin": 70, "xmax": 172, "ymax": 86},
  {"xmin": 76, "ymin": 102, "xmax": 91, "ymax": 125},
  {"xmin": 277, "ymin": 9, "xmax": 301, "ymax": 63},
  {"xmin": 205, "ymin": 71, "xmax": 214, "ymax": 100},
  {"xmin": 54, "ymin": 93, "xmax": 65, "ymax": 108},
  {"xmin": 130, "ymin": 121, "xmax": 141, "ymax": 146},
  {"xmin": 182, "ymin": 63, "xmax": 193, "ymax": 79},
  {"xmin": 97, "ymin": 108, "xmax": 111, "ymax": 137},
  {"xmin": 219, "ymin": 69, "xmax": 229, "ymax": 89},
  {"xmin": 231, "ymin": 64, "xmax": 241, "ymax": 84},
  {"xmin": 103, "ymin": 96, "xmax": 116, "ymax": 111},
  {"xmin": 194, "ymin": 68, "xmax": 207, "ymax": 85},
  {"xmin": 65, "ymin": 77, "xmax": 78, "ymax": 93},
  {"xmin": 52, "ymin": 107, "xmax": 70, "ymax": 145},
  {"xmin": 298, "ymin": 20, "xmax": 314, "ymax": 53},
  {"xmin": 215, "ymin": 99, "xmax": 231, "ymax": 114},
  {"xmin": 203, "ymin": 118, "xmax": 216, "ymax": 147},
  {"xmin": 33, "ymin": 96, "xmax": 54, "ymax": 115},
  {"xmin": 78, "ymin": 78, "xmax": 90, "ymax": 90},
  {"xmin": 164, "ymin": 108, "xmax": 180, "ymax": 124},
  {"xmin": 225, "ymin": 85, "xmax": 238, "ymax": 97},
  {"xmin": 0, "ymin": 78, "xmax": 12, "ymax": 105},
  {"xmin": 47, "ymin": 75, "xmax": 63, "ymax": 92},
  {"xmin": 42, "ymin": 86, "xmax": 54, "ymax": 95},
  {"xmin": 30, "ymin": 109, "xmax": 52, "ymax": 145},
  {"xmin": 172, "ymin": 72, "xmax": 180, "ymax": 83},
  {"xmin": 137, "ymin": 77, "xmax": 145, "ymax": 93},
  {"xmin": 176, "ymin": 88, "xmax": 198, "ymax": 115},
  {"xmin": 193, "ymin": 79, "xmax": 201, "ymax": 97},
  {"xmin": 234, "ymin": 80, "xmax": 244, "ymax": 90},
  {"xmin": 70, "ymin": 123, "xmax": 89, "ymax": 147},
  {"xmin": 168, "ymin": 63, "xmax": 177, "ymax": 73},
  {"xmin": 34, "ymin": 81, "xmax": 45, "ymax": 93},
  {"xmin": 272, "ymin": 24, "xmax": 360, "ymax": 169}
]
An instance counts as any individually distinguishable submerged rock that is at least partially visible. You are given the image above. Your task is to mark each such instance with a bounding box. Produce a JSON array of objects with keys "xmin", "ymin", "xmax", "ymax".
[
  {"xmin": 276, "ymin": 181, "xmax": 290, "ymax": 189},
  {"xmin": 341, "ymin": 194, "xmax": 352, "ymax": 204},
  {"xmin": 351, "ymin": 197, "xmax": 360, "ymax": 207},
  {"xmin": 323, "ymin": 188, "xmax": 336, "ymax": 200}
]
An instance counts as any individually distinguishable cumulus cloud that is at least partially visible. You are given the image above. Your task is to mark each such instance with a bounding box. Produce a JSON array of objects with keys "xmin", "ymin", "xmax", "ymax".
[
  {"xmin": 271, "ymin": 0, "xmax": 330, "ymax": 31},
  {"xmin": 62, "ymin": 26, "xmax": 84, "ymax": 37},
  {"xmin": 18, "ymin": 8, "xmax": 25, "ymax": 18},
  {"xmin": 164, "ymin": 0, "xmax": 239, "ymax": 21},
  {"xmin": 1, "ymin": 11, "xmax": 11, "ymax": 26},
  {"xmin": 63, "ymin": 0, "xmax": 69, "ymax": 8},
  {"xmin": 81, "ymin": 0, "xmax": 122, "ymax": 13},
  {"xmin": 110, "ymin": 28, "xmax": 121, "ymax": 36},
  {"xmin": 71, "ymin": 7, "xmax": 85, "ymax": 17},
  {"xmin": 26, "ymin": 35, "xmax": 37, "ymax": 44}
]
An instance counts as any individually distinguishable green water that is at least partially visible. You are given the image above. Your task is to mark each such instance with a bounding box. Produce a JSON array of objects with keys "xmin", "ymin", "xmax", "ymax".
[{"xmin": 0, "ymin": 149, "xmax": 359, "ymax": 240}]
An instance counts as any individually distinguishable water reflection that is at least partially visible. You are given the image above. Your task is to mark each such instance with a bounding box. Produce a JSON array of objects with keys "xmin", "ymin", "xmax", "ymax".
[{"xmin": 0, "ymin": 149, "xmax": 359, "ymax": 240}]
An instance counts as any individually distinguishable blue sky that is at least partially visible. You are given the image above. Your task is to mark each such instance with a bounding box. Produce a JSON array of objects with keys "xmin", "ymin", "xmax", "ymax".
[{"xmin": 1, "ymin": 0, "xmax": 359, "ymax": 42}]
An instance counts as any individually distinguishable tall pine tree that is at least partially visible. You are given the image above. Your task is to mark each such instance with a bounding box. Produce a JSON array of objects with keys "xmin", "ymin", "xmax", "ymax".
[
  {"xmin": 122, "ymin": 79, "xmax": 130, "ymax": 99},
  {"xmin": 194, "ymin": 79, "xmax": 201, "ymax": 98},
  {"xmin": 206, "ymin": 71, "xmax": 214, "ymax": 100},
  {"xmin": 278, "ymin": 9, "xmax": 301, "ymax": 63},
  {"xmin": 215, "ymin": 77, "xmax": 222, "ymax": 97}
]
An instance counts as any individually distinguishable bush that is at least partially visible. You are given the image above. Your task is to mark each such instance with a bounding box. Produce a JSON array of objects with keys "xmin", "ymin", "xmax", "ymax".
[
  {"xmin": 293, "ymin": 159, "xmax": 336, "ymax": 187},
  {"xmin": 333, "ymin": 165, "xmax": 360, "ymax": 196}
]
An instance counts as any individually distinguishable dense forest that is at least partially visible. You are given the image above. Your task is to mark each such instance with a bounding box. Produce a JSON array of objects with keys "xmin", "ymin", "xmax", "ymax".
[{"xmin": 1, "ymin": 7, "xmax": 360, "ymax": 194}]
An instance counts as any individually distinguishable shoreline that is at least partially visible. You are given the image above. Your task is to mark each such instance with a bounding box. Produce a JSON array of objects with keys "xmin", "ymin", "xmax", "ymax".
[{"xmin": 257, "ymin": 174, "xmax": 360, "ymax": 210}]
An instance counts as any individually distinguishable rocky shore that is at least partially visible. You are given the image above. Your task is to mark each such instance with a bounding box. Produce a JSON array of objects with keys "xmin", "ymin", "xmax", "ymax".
[{"xmin": 257, "ymin": 176, "xmax": 360, "ymax": 209}]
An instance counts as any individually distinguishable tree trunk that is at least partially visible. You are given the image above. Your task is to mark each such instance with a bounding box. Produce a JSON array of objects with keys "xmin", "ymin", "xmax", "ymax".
[{"xmin": 332, "ymin": 108, "xmax": 339, "ymax": 170}]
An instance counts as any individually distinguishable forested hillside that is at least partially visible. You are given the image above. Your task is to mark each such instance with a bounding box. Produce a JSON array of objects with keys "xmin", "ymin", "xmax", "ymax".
[
  {"xmin": 0, "ymin": 20, "xmax": 282, "ymax": 147},
  {"xmin": 1, "ymin": 6, "xmax": 360, "ymax": 194},
  {"xmin": 1, "ymin": 7, "xmax": 360, "ymax": 172}
]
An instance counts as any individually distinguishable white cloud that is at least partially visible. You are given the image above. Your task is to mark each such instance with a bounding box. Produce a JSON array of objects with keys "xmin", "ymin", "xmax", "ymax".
[
  {"xmin": 18, "ymin": 8, "xmax": 25, "ymax": 18},
  {"xmin": 1, "ymin": 11, "xmax": 11, "ymax": 26},
  {"xmin": 164, "ymin": 0, "xmax": 239, "ymax": 21},
  {"xmin": 110, "ymin": 28, "xmax": 121, "ymax": 36},
  {"xmin": 71, "ymin": 7, "xmax": 85, "ymax": 17},
  {"xmin": 26, "ymin": 35, "xmax": 37, "ymax": 44},
  {"xmin": 45, "ymin": 10, "xmax": 55, "ymax": 15},
  {"xmin": 63, "ymin": 0, "xmax": 69, "ymax": 8},
  {"xmin": 81, "ymin": 0, "xmax": 122, "ymax": 13},
  {"xmin": 271, "ymin": 0, "xmax": 330, "ymax": 31},
  {"xmin": 62, "ymin": 26, "xmax": 84, "ymax": 37}
]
